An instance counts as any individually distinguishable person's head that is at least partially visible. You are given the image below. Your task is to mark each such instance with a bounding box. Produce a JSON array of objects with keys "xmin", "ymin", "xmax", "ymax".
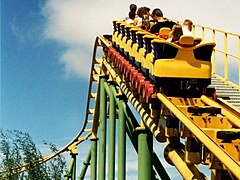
[
  {"xmin": 151, "ymin": 8, "xmax": 163, "ymax": 21},
  {"xmin": 183, "ymin": 19, "xmax": 193, "ymax": 32},
  {"xmin": 129, "ymin": 12, "xmax": 135, "ymax": 20},
  {"xmin": 171, "ymin": 24, "xmax": 183, "ymax": 42},
  {"xmin": 137, "ymin": 7, "xmax": 144, "ymax": 18},
  {"xmin": 143, "ymin": 7, "xmax": 151, "ymax": 17},
  {"xmin": 129, "ymin": 4, "xmax": 137, "ymax": 13}
]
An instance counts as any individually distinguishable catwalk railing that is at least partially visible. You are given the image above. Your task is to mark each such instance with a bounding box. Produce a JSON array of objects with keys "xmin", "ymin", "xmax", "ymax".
[{"xmin": 192, "ymin": 23, "xmax": 240, "ymax": 89}]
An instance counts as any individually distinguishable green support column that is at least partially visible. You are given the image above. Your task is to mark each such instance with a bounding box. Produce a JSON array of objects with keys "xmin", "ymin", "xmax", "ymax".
[
  {"xmin": 90, "ymin": 138, "xmax": 98, "ymax": 180},
  {"xmin": 118, "ymin": 96, "xmax": 126, "ymax": 180},
  {"xmin": 98, "ymin": 76, "xmax": 107, "ymax": 180},
  {"xmin": 136, "ymin": 127, "xmax": 152, "ymax": 180},
  {"xmin": 79, "ymin": 148, "xmax": 91, "ymax": 180},
  {"xmin": 107, "ymin": 83, "xmax": 116, "ymax": 179},
  {"xmin": 72, "ymin": 153, "xmax": 76, "ymax": 180},
  {"xmin": 125, "ymin": 105, "xmax": 170, "ymax": 179},
  {"xmin": 64, "ymin": 153, "xmax": 77, "ymax": 180}
]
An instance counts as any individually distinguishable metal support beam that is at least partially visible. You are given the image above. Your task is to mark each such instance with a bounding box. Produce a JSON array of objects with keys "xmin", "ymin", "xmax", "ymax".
[
  {"xmin": 65, "ymin": 153, "xmax": 77, "ymax": 180},
  {"xmin": 165, "ymin": 144, "xmax": 206, "ymax": 180},
  {"xmin": 118, "ymin": 96, "xmax": 126, "ymax": 180},
  {"xmin": 136, "ymin": 127, "xmax": 152, "ymax": 180},
  {"xmin": 152, "ymin": 152, "xmax": 170, "ymax": 180},
  {"xmin": 72, "ymin": 154, "xmax": 77, "ymax": 180},
  {"xmin": 90, "ymin": 138, "xmax": 98, "ymax": 180},
  {"xmin": 98, "ymin": 76, "xmax": 108, "ymax": 180},
  {"xmin": 79, "ymin": 148, "xmax": 91, "ymax": 180},
  {"xmin": 104, "ymin": 82, "xmax": 116, "ymax": 180}
]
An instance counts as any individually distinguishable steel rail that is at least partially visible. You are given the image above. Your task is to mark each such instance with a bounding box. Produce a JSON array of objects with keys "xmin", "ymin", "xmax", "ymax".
[
  {"xmin": 201, "ymin": 95, "xmax": 240, "ymax": 127},
  {"xmin": 216, "ymin": 97, "xmax": 240, "ymax": 118},
  {"xmin": 157, "ymin": 93, "xmax": 240, "ymax": 178}
]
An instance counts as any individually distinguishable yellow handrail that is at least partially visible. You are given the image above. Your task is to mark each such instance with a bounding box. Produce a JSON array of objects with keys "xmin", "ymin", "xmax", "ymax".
[{"xmin": 193, "ymin": 24, "xmax": 240, "ymax": 89}]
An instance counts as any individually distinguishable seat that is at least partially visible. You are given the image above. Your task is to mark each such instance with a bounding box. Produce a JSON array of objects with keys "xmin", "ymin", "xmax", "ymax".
[
  {"xmin": 159, "ymin": 27, "xmax": 171, "ymax": 39},
  {"xmin": 135, "ymin": 31, "xmax": 150, "ymax": 67},
  {"xmin": 142, "ymin": 34, "xmax": 159, "ymax": 76},
  {"xmin": 128, "ymin": 28, "xmax": 140, "ymax": 62},
  {"xmin": 179, "ymin": 35, "xmax": 194, "ymax": 46},
  {"xmin": 124, "ymin": 25, "xmax": 134, "ymax": 57},
  {"xmin": 193, "ymin": 42, "xmax": 216, "ymax": 62}
]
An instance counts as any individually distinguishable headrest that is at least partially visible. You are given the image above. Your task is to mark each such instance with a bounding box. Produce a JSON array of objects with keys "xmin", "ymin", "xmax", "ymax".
[
  {"xmin": 136, "ymin": 31, "xmax": 150, "ymax": 35},
  {"xmin": 194, "ymin": 37, "xmax": 202, "ymax": 44},
  {"xmin": 130, "ymin": 27, "xmax": 142, "ymax": 31},
  {"xmin": 159, "ymin": 27, "xmax": 171, "ymax": 36},
  {"xmin": 125, "ymin": 25, "xmax": 134, "ymax": 29},
  {"xmin": 143, "ymin": 34, "xmax": 157, "ymax": 39},
  {"xmin": 179, "ymin": 35, "xmax": 194, "ymax": 45}
]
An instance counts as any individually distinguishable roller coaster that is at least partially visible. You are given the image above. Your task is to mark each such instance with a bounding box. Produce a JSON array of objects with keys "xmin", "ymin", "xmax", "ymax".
[{"xmin": 1, "ymin": 20, "xmax": 240, "ymax": 180}]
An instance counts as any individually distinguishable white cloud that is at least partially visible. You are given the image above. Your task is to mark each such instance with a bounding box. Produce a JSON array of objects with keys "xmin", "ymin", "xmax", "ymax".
[
  {"xmin": 41, "ymin": 0, "xmax": 128, "ymax": 78},
  {"xmin": 59, "ymin": 47, "xmax": 91, "ymax": 79}
]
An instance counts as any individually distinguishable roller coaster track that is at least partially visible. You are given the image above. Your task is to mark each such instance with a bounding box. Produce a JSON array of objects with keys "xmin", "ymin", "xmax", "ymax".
[
  {"xmin": 1, "ymin": 33, "xmax": 240, "ymax": 179},
  {"xmin": 105, "ymin": 33, "xmax": 240, "ymax": 177}
]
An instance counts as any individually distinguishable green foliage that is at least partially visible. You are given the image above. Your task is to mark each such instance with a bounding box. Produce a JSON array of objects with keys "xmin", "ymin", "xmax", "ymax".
[
  {"xmin": 0, "ymin": 129, "xmax": 66, "ymax": 180},
  {"xmin": 44, "ymin": 141, "xmax": 67, "ymax": 180}
]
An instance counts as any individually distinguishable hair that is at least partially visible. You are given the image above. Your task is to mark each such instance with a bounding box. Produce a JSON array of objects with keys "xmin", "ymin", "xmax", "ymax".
[
  {"xmin": 152, "ymin": 8, "xmax": 163, "ymax": 18},
  {"xmin": 143, "ymin": 7, "xmax": 150, "ymax": 15},
  {"xmin": 183, "ymin": 19, "xmax": 193, "ymax": 26},
  {"xmin": 141, "ymin": 18, "xmax": 150, "ymax": 30},
  {"xmin": 137, "ymin": 7, "xmax": 144, "ymax": 18},
  {"xmin": 183, "ymin": 19, "xmax": 193, "ymax": 31},
  {"xmin": 129, "ymin": 4, "xmax": 137, "ymax": 13},
  {"xmin": 129, "ymin": 11, "xmax": 135, "ymax": 20},
  {"xmin": 171, "ymin": 24, "xmax": 183, "ymax": 42}
]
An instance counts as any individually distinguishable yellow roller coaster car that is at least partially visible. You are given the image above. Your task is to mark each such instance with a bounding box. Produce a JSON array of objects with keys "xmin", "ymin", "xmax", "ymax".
[{"xmin": 150, "ymin": 35, "xmax": 216, "ymax": 96}]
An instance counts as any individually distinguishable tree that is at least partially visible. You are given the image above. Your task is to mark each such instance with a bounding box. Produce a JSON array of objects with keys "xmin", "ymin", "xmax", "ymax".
[{"xmin": 0, "ymin": 129, "xmax": 66, "ymax": 180}]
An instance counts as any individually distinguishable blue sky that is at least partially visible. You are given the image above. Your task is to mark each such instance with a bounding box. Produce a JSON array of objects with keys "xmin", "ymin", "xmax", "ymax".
[
  {"xmin": 1, "ymin": 0, "xmax": 240, "ymax": 178},
  {"xmin": 1, "ymin": 0, "xmax": 89, "ymax": 145}
]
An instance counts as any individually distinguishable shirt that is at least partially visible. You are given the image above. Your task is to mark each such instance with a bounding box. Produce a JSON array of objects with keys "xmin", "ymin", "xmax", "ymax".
[{"xmin": 150, "ymin": 20, "xmax": 176, "ymax": 34}]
